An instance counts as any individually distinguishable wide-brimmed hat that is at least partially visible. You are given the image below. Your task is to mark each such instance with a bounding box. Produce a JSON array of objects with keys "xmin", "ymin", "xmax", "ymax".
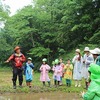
[
  {"xmin": 90, "ymin": 48, "xmax": 100, "ymax": 55},
  {"xmin": 28, "ymin": 57, "xmax": 32, "ymax": 61},
  {"xmin": 75, "ymin": 49, "xmax": 80, "ymax": 53},
  {"xmin": 84, "ymin": 47, "xmax": 90, "ymax": 52},
  {"xmin": 14, "ymin": 46, "xmax": 20, "ymax": 51}
]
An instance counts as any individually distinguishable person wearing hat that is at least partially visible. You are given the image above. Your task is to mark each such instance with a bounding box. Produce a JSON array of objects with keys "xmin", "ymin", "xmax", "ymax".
[
  {"xmin": 24, "ymin": 57, "xmax": 34, "ymax": 88},
  {"xmin": 52, "ymin": 59, "xmax": 62, "ymax": 87},
  {"xmin": 83, "ymin": 47, "xmax": 94, "ymax": 89},
  {"xmin": 5, "ymin": 46, "xmax": 26, "ymax": 89},
  {"xmin": 72, "ymin": 49, "xmax": 83, "ymax": 87},
  {"xmin": 39, "ymin": 58, "xmax": 51, "ymax": 87},
  {"xmin": 90, "ymin": 48, "xmax": 100, "ymax": 66}
]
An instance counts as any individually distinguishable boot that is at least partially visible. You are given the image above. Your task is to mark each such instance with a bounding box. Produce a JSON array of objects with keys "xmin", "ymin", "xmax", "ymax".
[{"xmin": 13, "ymin": 81, "xmax": 16, "ymax": 89}]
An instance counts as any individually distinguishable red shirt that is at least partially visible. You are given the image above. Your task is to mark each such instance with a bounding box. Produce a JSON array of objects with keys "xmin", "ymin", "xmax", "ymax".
[{"xmin": 8, "ymin": 53, "xmax": 26, "ymax": 68}]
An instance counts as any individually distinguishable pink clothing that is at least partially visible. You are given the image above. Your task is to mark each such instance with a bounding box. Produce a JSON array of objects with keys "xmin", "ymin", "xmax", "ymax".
[
  {"xmin": 52, "ymin": 65, "xmax": 62, "ymax": 81},
  {"xmin": 40, "ymin": 64, "xmax": 51, "ymax": 82}
]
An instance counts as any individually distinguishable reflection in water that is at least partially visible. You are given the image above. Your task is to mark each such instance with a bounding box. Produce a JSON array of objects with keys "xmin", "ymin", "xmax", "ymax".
[{"xmin": 0, "ymin": 92, "xmax": 81, "ymax": 100}]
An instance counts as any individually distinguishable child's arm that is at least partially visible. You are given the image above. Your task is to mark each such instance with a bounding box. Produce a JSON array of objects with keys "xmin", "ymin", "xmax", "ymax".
[
  {"xmin": 30, "ymin": 63, "xmax": 34, "ymax": 69},
  {"xmin": 69, "ymin": 64, "xmax": 73, "ymax": 70},
  {"xmin": 39, "ymin": 65, "xmax": 43, "ymax": 71}
]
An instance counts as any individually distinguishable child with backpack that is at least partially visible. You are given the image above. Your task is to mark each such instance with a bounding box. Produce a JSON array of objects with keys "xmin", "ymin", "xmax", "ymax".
[
  {"xmin": 24, "ymin": 57, "xmax": 34, "ymax": 88},
  {"xmin": 40, "ymin": 58, "xmax": 51, "ymax": 87}
]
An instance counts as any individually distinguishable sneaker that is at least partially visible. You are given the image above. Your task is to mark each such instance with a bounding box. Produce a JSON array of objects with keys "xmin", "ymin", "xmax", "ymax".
[
  {"xmin": 78, "ymin": 84, "xmax": 81, "ymax": 87},
  {"xmin": 75, "ymin": 84, "xmax": 77, "ymax": 87},
  {"xmin": 13, "ymin": 86, "xmax": 16, "ymax": 89}
]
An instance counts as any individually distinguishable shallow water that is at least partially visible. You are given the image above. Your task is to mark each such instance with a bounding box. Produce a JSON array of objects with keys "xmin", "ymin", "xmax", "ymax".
[{"xmin": 0, "ymin": 92, "xmax": 81, "ymax": 100}]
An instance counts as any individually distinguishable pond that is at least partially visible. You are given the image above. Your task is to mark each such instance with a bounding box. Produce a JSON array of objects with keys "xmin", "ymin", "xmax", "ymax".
[{"xmin": 0, "ymin": 92, "xmax": 82, "ymax": 100}]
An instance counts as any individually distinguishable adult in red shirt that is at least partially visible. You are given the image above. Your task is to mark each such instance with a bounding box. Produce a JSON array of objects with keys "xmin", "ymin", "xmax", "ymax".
[{"xmin": 5, "ymin": 46, "xmax": 26, "ymax": 89}]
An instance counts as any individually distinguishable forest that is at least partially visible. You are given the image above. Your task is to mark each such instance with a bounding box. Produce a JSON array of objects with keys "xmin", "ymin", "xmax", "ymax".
[{"xmin": 0, "ymin": 0, "xmax": 100, "ymax": 69}]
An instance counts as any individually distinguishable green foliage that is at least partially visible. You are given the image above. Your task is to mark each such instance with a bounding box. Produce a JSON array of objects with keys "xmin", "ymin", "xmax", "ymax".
[
  {"xmin": 0, "ymin": 0, "xmax": 100, "ymax": 68},
  {"xmin": 29, "ymin": 47, "xmax": 51, "ymax": 58}
]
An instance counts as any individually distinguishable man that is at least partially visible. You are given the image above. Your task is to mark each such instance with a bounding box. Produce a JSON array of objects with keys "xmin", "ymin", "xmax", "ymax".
[
  {"xmin": 83, "ymin": 47, "xmax": 94, "ymax": 89},
  {"xmin": 5, "ymin": 46, "xmax": 26, "ymax": 89}
]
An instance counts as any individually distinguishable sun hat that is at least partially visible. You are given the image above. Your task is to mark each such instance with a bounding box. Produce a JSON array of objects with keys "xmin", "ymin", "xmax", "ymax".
[
  {"xmin": 14, "ymin": 46, "xmax": 20, "ymax": 51},
  {"xmin": 84, "ymin": 47, "xmax": 90, "ymax": 52},
  {"xmin": 42, "ymin": 58, "xmax": 47, "ymax": 62},
  {"xmin": 90, "ymin": 48, "xmax": 100, "ymax": 55},
  {"xmin": 75, "ymin": 49, "xmax": 80, "ymax": 53},
  {"xmin": 28, "ymin": 57, "xmax": 32, "ymax": 61}
]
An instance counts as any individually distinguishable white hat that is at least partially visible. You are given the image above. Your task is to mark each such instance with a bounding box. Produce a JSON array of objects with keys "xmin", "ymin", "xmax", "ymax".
[
  {"xmin": 84, "ymin": 47, "xmax": 90, "ymax": 51},
  {"xmin": 90, "ymin": 48, "xmax": 100, "ymax": 55},
  {"xmin": 75, "ymin": 49, "xmax": 80, "ymax": 53}
]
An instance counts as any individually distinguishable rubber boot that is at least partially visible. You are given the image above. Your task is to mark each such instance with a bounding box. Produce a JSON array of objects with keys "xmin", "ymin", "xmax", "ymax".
[{"xmin": 13, "ymin": 81, "xmax": 16, "ymax": 89}]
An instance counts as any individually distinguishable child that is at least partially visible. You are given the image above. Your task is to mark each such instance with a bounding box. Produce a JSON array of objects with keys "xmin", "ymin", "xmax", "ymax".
[
  {"xmin": 40, "ymin": 58, "xmax": 51, "ymax": 87},
  {"xmin": 64, "ymin": 59, "xmax": 73, "ymax": 87},
  {"xmin": 52, "ymin": 59, "xmax": 62, "ymax": 87},
  {"xmin": 24, "ymin": 57, "xmax": 34, "ymax": 88},
  {"xmin": 59, "ymin": 58, "xmax": 65, "ymax": 85}
]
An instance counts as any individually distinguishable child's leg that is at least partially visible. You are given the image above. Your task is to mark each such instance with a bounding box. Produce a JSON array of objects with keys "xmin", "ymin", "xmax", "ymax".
[
  {"xmin": 29, "ymin": 82, "xmax": 32, "ymax": 88},
  {"xmin": 66, "ymin": 79, "xmax": 68, "ymax": 86},
  {"xmin": 54, "ymin": 80, "xmax": 56, "ymax": 85},
  {"xmin": 75, "ymin": 80, "xmax": 78, "ymax": 87},
  {"xmin": 78, "ymin": 80, "xmax": 81, "ymax": 87},
  {"xmin": 48, "ymin": 81, "xmax": 51, "ymax": 87},
  {"xmin": 26, "ymin": 82, "xmax": 29, "ymax": 86},
  {"xmin": 58, "ymin": 81, "xmax": 60, "ymax": 86},
  {"xmin": 69, "ymin": 79, "xmax": 71, "ymax": 87},
  {"xmin": 43, "ymin": 81, "xmax": 45, "ymax": 86},
  {"xmin": 60, "ymin": 76, "xmax": 62, "ymax": 85}
]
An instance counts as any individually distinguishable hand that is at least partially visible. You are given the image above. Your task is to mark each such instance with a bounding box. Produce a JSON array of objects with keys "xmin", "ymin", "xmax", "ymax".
[
  {"xmin": 81, "ymin": 91, "xmax": 85, "ymax": 97},
  {"xmin": 5, "ymin": 60, "xmax": 9, "ymax": 63}
]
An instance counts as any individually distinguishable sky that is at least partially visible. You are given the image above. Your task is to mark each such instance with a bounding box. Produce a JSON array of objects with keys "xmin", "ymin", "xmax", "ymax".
[{"xmin": 2, "ymin": 0, "xmax": 32, "ymax": 16}]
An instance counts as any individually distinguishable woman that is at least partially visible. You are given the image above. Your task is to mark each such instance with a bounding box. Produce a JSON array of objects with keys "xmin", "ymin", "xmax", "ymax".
[
  {"xmin": 72, "ymin": 49, "xmax": 83, "ymax": 87},
  {"xmin": 83, "ymin": 47, "xmax": 94, "ymax": 89}
]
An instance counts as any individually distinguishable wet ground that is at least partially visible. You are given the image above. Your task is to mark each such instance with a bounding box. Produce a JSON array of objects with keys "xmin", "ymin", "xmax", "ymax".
[{"xmin": 0, "ymin": 92, "xmax": 82, "ymax": 100}]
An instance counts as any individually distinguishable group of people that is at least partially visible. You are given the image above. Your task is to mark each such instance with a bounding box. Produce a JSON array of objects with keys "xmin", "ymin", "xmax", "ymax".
[{"xmin": 5, "ymin": 46, "xmax": 100, "ymax": 92}]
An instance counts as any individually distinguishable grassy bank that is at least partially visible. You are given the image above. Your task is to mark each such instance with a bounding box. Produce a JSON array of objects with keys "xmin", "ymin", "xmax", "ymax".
[{"xmin": 0, "ymin": 68, "xmax": 85, "ymax": 94}]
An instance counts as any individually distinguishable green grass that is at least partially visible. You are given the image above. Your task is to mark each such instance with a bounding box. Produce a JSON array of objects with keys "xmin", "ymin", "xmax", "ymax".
[{"xmin": 0, "ymin": 68, "xmax": 86, "ymax": 93}]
